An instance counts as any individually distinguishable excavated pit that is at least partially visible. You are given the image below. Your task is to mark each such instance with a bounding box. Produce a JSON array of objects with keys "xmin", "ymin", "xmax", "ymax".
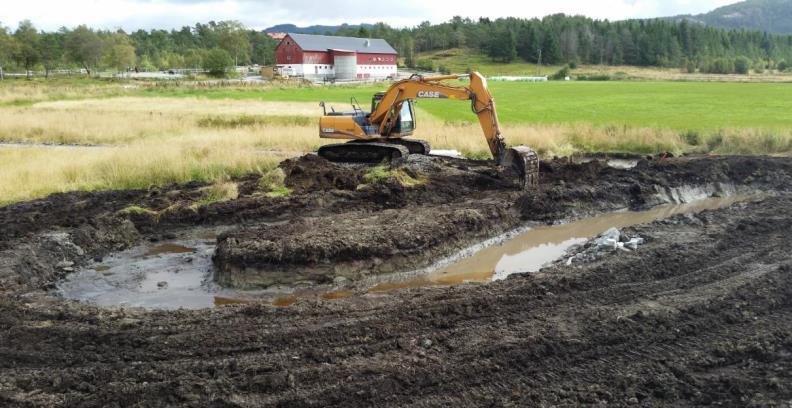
[{"xmin": 3, "ymin": 154, "xmax": 792, "ymax": 406}]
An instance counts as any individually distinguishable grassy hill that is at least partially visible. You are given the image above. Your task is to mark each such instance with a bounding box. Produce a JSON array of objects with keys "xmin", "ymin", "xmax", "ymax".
[
  {"xmin": 673, "ymin": 0, "xmax": 792, "ymax": 34},
  {"xmin": 413, "ymin": 48, "xmax": 792, "ymax": 80},
  {"xmin": 412, "ymin": 49, "xmax": 562, "ymax": 77}
]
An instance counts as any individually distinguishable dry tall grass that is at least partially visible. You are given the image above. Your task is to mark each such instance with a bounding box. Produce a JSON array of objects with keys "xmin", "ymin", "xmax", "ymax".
[
  {"xmin": 0, "ymin": 81, "xmax": 132, "ymax": 105},
  {"xmin": 0, "ymin": 134, "xmax": 284, "ymax": 205},
  {"xmin": 0, "ymin": 97, "xmax": 322, "ymax": 145},
  {"xmin": 33, "ymin": 97, "xmax": 321, "ymax": 116}
]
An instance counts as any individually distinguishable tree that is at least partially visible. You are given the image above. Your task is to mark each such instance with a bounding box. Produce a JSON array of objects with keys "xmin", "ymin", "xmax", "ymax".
[
  {"xmin": 400, "ymin": 35, "xmax": 415, "ymax": 68},
  {"xmin": 217, "ymin": 21, "xmax": 250, "ymax": 66},
  {"xmin": 13, "ymin": 20, "xmax": 40, "ymax": 78},
  {"xmin": 517, "ymin": 24, "xmax": 541, "ymax": 63},
  {"xmin": 183, "ymin": 49, "xmax": 204, "ymax": 69},
  {"xmin": 541, "ymin": 30, "xmax": 563, "ymax": 65},
  {"xmin": 38, "ymin": 31, "xmax": 64, "ymax": 78},
  {"xmin": 249, "ymin": 31, "xmax": 276, "ymax": 65},
  {"xmin": 488, "ymin": 27, "xmax": 517, "ymax": 63},
  {"xmin": 65, "ymin": 26, "xmax": 104, "ymax": 76},
  {"xmin": 0, "ymin": 24, "xmax": 12, "ymax": 79},
  {"xmin": 103, "ymin": 32, "xmax": 137, "ymax": 71},
  {"xmin": 202, "ymin": 48, "xmax": 233, "ymax": 77}
]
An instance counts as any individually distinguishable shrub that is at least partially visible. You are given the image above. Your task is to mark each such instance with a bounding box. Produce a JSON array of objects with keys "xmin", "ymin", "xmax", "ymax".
[
  {"xmin": 734, "ymin": 56, "xmax": 751, "ymax": 75},
  {"xmin": 415, "ymin": 59, "xmax": 435, "ymax": 72},
  {"xmin": 550, "ymin": 65, "xmax": 570, "ymax": 80},
  {"xmin": 202, "ymin": 48, "xmax": 233, "ymax": 77},
  {"xmin": 702, "ymin": 58, "xmax": 735, "ymax": 74},
  {"xmin": 568, "ymin": 60, "xmax": 578, "ymax": 69},
  {"xmin": 778, "ymin": 60, "xmax": 789, "ymax": 72},
  {"xmin": 438, "ymin": 64, "xmax": 451, "ymax": 75},
  {"xmin": 681, "ymin": 57, "xmax": 695, "ymax": 73},
  {"xmin": 577, "ymin": 75, "xmax": 611, "ymax": 81}
]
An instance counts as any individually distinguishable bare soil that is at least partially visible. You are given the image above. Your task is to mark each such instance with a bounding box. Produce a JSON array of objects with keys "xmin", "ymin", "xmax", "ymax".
[{"xmin": 1, "ymin": 154, "xmax": 792, "ymax": 406}]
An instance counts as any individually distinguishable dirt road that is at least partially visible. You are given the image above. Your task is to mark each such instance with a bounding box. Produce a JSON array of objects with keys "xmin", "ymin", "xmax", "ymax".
[{"xmin": 1, "ymin": 154, "xmax": 792, "ymax": 406}]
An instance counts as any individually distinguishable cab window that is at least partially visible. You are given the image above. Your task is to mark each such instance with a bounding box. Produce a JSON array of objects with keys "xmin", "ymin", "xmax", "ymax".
[{"xmin": 399, "ymin": 101, "xmax": 415, "ymax": 133}]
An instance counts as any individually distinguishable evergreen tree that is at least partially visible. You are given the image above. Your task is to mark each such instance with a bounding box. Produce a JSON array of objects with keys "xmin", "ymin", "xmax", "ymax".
[
  {"xmin": 541, "ymin": 30, "xmax": 562, "ymax": 65},
  {"xmin": 517, "ymin": 24, "xmax": 541, "ymax": 63}
]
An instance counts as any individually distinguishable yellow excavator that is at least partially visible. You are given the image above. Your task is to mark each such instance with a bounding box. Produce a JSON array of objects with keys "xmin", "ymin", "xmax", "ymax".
[{"xmin": 317, "ymin": 72, "xmax": 539, "ymax": 189}]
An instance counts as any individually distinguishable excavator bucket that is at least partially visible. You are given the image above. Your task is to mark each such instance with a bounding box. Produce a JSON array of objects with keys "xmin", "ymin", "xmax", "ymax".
[{"xmin": 503, "ymin": 146, "xmax": 540, "ymax": 190}]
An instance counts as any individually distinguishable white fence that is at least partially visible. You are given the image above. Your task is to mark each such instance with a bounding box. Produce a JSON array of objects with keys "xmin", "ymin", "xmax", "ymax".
[{"xmin": 489, "ymin": 76, "xmax": 548, "ymax": 82}]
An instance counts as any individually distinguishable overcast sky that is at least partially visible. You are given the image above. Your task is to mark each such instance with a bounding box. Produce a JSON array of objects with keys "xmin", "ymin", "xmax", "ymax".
[{"xmin": 1, "ymin": 0, "xmax": 742, "ymax": 32}]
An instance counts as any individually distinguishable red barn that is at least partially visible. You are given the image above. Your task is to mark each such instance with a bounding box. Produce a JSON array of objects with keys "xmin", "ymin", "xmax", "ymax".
[{"xmin": 275, "ymin": 33, "xmax": 398, "ymax": 81}]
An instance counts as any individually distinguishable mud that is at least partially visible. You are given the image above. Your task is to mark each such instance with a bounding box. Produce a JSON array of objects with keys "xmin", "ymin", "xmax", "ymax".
[{"xmin": 1, "ymin": 154, "xmax": 792, "ymax": 406}]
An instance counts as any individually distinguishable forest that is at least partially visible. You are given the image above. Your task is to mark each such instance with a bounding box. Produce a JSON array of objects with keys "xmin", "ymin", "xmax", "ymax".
[{"xmin": 2, "ymin": 14, "xmax": 792, "ymax": 76}]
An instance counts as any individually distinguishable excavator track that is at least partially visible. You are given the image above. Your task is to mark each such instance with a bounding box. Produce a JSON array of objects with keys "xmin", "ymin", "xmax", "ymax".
[
  {"xmin": 318, "ymin": 142, "xmax": 410, "ymax": 163},
  {"xmin": 385, "ymin": 139, "xmax": 431, "ymax": 155}
]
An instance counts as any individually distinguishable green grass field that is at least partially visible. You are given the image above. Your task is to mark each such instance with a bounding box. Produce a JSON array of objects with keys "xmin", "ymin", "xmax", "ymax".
[
  {"xmin": 143, "ymin": 80, "xmax": 792, "ymax": 132},
  {"xmin": 419, "ymin": 81, "xmax": 792, "ymax": 130}
]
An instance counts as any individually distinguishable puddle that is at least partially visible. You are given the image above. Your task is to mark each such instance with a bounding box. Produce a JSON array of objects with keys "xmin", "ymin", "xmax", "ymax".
[
  {"xmin": 572, "ymin": 156, "xmax": 640, "ymax": 169},
  {"xmin": 431, "ymin": 149, "xmax": 465, "ymax": 159},
  {"xmin": 369, "ymin": 194, "xmax": 760, "ymax": 291},
  {"xmin": 272, "ymin": 295, "xmax": 299, "ymax": 307},
  {"xmin": 145, "ymin": 243, "xmax": 196, "ymax": 257},
  {"xmin": 605, "ymin": 158, "xmax": 639, "ymax": 169},
  {"xmin": 55, "ymin": 223, "xmax": 355, "ymax": 310},
  {"xmin": 57, "ymin": 239, "xmax": 218, "ymax": 310}
]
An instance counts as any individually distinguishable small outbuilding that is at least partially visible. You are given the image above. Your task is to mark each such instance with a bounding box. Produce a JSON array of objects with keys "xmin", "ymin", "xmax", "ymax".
[{"xmin": 275, "ymin": 33, "xmax": 398, "ymax": 81}]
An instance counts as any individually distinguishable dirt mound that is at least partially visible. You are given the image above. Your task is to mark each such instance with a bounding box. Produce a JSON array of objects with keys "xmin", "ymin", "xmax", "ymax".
[
  {"xmin": 213, "ymin": 204, "xmax": 516, "ymax": 287},
  {"xmin": 281, "ymin": 154, "xmax": 363, "ymax": 193}
]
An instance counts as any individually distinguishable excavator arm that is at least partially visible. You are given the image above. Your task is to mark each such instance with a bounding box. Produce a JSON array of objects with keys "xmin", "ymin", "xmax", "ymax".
[{"xmin": 369, "ymin": 73, "xmax": 510, "ymax": 164}]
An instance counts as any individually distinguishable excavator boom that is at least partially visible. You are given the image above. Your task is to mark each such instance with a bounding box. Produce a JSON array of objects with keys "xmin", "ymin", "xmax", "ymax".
[{"xmin": 318, "ymin": 72, "xmax": 538, "ymax": 189}]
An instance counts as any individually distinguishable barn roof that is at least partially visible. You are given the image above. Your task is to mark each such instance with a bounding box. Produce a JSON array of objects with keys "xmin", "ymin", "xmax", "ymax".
[{"xmin": 286, "ymin": 33, "xmax": 397, "ymax": 54}]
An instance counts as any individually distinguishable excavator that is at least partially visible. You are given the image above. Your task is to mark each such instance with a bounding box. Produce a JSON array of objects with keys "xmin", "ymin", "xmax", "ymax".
[{"xmin": 317, "ymin": 72, "xmax": 539, "ymax": 189}]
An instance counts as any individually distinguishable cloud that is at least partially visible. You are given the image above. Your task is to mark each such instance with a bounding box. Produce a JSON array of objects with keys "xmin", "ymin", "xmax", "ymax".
[{"xmin": 0, "ymin": 0, "xmax": 742, "ymax": 32}]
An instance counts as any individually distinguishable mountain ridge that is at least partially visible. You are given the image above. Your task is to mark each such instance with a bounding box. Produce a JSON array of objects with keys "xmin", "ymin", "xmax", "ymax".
[
  {"xmin": 264, "ymin": 23, "xmax": 375, "ymax": 34},
  {"xmin": 670, "ymin": 0, "xmax": 792, "ymax": 34}
]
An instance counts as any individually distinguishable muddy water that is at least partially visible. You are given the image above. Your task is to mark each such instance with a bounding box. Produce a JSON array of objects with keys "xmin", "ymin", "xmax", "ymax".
[
  {"xmin": 57, "ymin": 239, "xmax": 218, "ymax": 310},
  {"xmin": 370, "ymin": 194, "xmax": 757, "ymax": 292}
]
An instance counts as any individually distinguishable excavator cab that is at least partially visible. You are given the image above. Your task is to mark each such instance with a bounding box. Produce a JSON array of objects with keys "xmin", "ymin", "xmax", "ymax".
[{"xmin": 372, "ymin": 92, "xmax": 416, "ymax": 136}]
